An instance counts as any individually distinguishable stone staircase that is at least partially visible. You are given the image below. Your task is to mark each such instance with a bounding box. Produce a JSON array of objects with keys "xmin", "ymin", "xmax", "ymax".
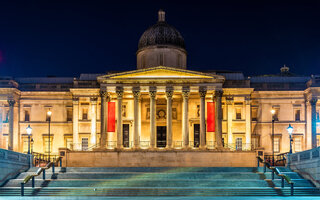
[{"xmin": 0, "ymin": 167, "xmax": 319, "ymax": 196}]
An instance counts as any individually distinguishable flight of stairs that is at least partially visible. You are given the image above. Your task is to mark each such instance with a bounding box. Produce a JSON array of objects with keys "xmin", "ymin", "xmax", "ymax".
[{"xmin": 0, "ymin": 167, "xmax": 319, "ymax": 196}]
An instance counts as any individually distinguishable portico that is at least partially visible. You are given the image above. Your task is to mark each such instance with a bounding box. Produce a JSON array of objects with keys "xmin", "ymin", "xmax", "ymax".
[{"xmin": 96, "ymin": 66, "xmax": 225, "ymax": 150}]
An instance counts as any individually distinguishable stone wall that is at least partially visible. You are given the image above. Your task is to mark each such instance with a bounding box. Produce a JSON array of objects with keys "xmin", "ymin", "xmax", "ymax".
[
  {"xmin": 0, "ymin": 148, "xmax": 30, "ymax": 186},
  {"xmin": 289, "ymin": 147, "xmax": 320, "ymax": 186},
  {"xmin": 60, "ymin": 149, "xmax": 257, "ymax": 167}
]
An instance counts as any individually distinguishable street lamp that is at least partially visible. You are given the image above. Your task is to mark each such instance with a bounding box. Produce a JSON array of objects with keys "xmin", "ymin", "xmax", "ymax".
[
  {"xmin": 271, "ymin": 109, "xmax": 275, "ymax": 166},
  {"xmin": 47, "ymin": 110, "xmax": 52, "ymax": 161},
  {"xmin": 31, "ymin": 138, "xmax": 34, "ymax": 154},
  {"xmin": 26, "ymin": 125, "xmax": 32, "ymax": 154},
  {"xmin": 287, "ymin": 124, "xmax": 294, "ymax": 154}
]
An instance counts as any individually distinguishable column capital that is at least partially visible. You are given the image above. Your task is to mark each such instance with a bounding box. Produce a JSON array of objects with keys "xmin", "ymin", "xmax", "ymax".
[
  {"xmin": 132, "ymin": 87, "xmax": 141, "ymax": 98},
  {"xmin": 182, "ymin": 89, "xmax": 190, "ymax": 98},
  {"xmin": 199, "ymin": 86, "xmax": 207, "ymax": 98},
  {"xmin": 90, "ymin": 97, "xmax": 98, "ymax": 102},
  {"xmin": 72, "ymin": 97, "xmax": 79, "ymax": 102},
  {"xmin": 116, "ymin": 87, "xmax": 124, "ymax": 98},
  {"xmin": 149, "ymin": 86, "xmax": 157, "ymax": 98},
  {"xmin": 226, "ymin": 96, "xmax": 234, "ymax": 105},
  {"xmin": 166, "ymin": 87, "xmax": 174, "ymax": 98},
  {"xmin": 215, "ymin": 90, "xmax": 223, "ymax": 97},
  {"xmin": 7, "ymin": 99, "xmax": 15, "ymax": 107},
  {"xmin": 310, "ymin": 98, "xmax": 318, "ymax": 106},
  {"xmin": 99, "ymin": 90, "xmax": 107, "ymax": 97}
]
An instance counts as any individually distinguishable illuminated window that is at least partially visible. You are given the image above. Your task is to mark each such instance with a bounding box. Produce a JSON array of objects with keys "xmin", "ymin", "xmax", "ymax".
[
  {"xmin": 295, "ymin": 110, "xmax": 301, "ymax": 121},
  {"xmin": 82, "ymin": 138, "xmax": 88, "ymax": 151},
  {"xmin": 294, "ymin": 137, "xmax": 302, "ymax": 152},
  {"xmin": 24, "ymin": 110, "xmax": 30, "ymax": 122},
  {"xmin": 274, "ymin": 138, "xmax": 280, "ymax": 153},
  {"xmin": 236, "ymin": 108, "xmax": 241, "ymax": 120},
  {"xmin": 82, "ymin": 108, "xmax": 88, "ymax": 120},
  {"xmin": 235, "ymin": 138, "xmax": 242, "ymax": 150},
  {"xmin": 43, "ymin": 136, "xmax": 53, "ymax": 153}
]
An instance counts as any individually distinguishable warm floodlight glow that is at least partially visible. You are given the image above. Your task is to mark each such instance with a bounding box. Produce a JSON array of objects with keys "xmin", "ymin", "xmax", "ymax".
[
  {"xmin": 47, "ymin": 110, "xmax": 52, "ymax": 116},
  {"xmin": 26, "ymin": 125, "xmax": 32, "ymax": 135},
  {"xmin": 270, "ymin": 109, "xmax": 275, "ymax": 115},
  {"xmin": 287, "ymin": 124, "xmax": 293, "ymax": 135}
]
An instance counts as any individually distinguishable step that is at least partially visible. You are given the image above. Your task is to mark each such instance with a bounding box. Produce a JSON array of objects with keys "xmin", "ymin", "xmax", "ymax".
[{"xmin": 1, "ymin": 187, "xmax": 320, "ymax": 196}]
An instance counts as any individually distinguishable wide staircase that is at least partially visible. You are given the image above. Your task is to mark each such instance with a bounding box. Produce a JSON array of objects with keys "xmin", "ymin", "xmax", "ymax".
[{"xmin": 0, "ymin": 167, "xmax": 320, "ymax": 196}]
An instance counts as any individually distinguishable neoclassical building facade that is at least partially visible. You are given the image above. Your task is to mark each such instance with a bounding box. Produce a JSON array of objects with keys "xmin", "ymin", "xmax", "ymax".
[{"xmin": 0, "ymin": 10, "xmax": 319, "ymax": 157}]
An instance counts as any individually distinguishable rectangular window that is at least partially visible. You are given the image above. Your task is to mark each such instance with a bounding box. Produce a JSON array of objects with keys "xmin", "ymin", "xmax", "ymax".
[
  {"xmin": 67, "ymin": 108, "xmax": 72, "ymax": 121},
  {"xmin": 295, "ymin": 110, "xmax": 301, "ymax": 121},
  {"xmin": 236, "ymin": 108, "xmax": 241, "ymax": 120},
  {"xmin": 43, "ymin": 137, "xmax": 53, "ymax": 153},
  {"xmin": 252, "ymin": 137, "xmax": 259, "ymax": 149},
  {"xmin": 294, "ymin": 137, "xmax": 302, "ymax": 152},
  {"xmin": 273, "ymin": 108, "xmax": 279, "ymax": 121},
  {"xmin": 235, "ymin": 138, "xmax": 242, "ymax": 150},
  {"xmin": 81, "ymin": 138, "xmax": 88, "ymax": 151},
  {"xmin": 23, "ymin": 137, "xmax": 29, "ymax": 153},
  {"xmin": 82, "ymin": 108, "xmax": 88, "ymax": 120},
  {"xmin": 252, "ymin": 108, "xmax": 258, "ymax": 121},
  {"xmin": 25, "ymin": 110, "xmax": 30, "ymax": 122},
  {"xmin": 274, "ymin": 138, "xmax": 280, "ymax": 153}
]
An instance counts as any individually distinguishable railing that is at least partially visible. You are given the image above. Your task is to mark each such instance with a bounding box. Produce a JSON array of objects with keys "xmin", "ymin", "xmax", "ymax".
[
  {"xmin": 21, "ymin": 157, "xmax": 62, "ymax": 196},
  {"xmin": 224, "ymin": 143, "xmax": 253, "ymax": 151},
  {"xmin": 257, "ymin": 156, "xmax": 294, "ymax": 195},
  {"xmin": 264, "ymin": 152, "xmax": 288, "ymax": 166}
]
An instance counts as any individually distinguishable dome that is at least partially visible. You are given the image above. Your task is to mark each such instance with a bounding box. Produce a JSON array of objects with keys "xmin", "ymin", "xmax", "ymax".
[{"xmin": 138, "ymin": 10, "xmax": 186, "ymax": 51}]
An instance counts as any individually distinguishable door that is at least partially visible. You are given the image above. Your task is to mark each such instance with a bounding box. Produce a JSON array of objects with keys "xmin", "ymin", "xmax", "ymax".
[
  {"xmin": 194, "ymin": 124, "xmax": 200, "ymax": 147},
  {"xmin": 157, "ymin": 126, "xmax": 166, "ymax": 147},
  {"xmin": 123, "ymin": 124, "xmax": 130, "ymax": 148}
]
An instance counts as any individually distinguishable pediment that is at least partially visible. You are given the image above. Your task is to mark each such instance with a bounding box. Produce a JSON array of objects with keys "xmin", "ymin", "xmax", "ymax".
[{"xmin": 98, "ymin": 66, "xmax": 221, "ymax": 80}]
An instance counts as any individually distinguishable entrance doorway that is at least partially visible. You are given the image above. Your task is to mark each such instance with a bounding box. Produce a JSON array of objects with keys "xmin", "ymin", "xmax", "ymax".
[
  {"xmin": 194, "ymin": 124, "xmax": 200, "ymax": 147},
  {"xmin": 157, "ymin": 126, "xmax": 166, "ymax": 147},
  {"xmin": 123, "ymin": 124, "xmax": 130, "ymax": 148}
]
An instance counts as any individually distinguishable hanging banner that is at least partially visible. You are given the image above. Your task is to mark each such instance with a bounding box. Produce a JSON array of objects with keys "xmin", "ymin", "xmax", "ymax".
[
  {"xmin": 207, "ymin": 102, "xmax": 215, "ymax": 132},
  {"xmin": 107, "ymin": 102, "xmax": 115, "ymax": 132}
]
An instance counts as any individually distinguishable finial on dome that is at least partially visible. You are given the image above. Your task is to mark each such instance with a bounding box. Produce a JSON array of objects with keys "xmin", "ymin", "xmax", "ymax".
[{"xmin": 158, "ymin": 9, "xmax": 165, "ymax": 22}]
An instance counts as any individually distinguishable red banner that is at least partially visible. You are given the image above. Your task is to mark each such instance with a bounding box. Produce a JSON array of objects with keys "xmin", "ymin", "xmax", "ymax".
[
  {"xmin": 207, "ymin": 102, "xmax": 215, "ymax": 132},
  {"xmin": 107, "ymin": 102, "xmax": 115, "ymax": 132}
]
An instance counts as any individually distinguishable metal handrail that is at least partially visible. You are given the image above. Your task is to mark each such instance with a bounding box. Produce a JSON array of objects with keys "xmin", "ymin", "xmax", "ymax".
[
  {"xmin": 20, "ymin": 157, "xmax": 62, "ymax": 196},
  {"xmin": 257, "ymin": 156, "xmax": 294, "ymax": 195}
]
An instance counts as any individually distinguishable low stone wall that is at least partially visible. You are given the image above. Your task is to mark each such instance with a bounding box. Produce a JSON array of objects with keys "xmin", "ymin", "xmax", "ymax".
[
  {"xmin": 289, "ymin": 147, "xmax": 320, "ymax": 186},
  {"xmin": 60, "ymin": 149, "xmax": 257, "ymax": 167},
  {"xmin": 0, "ymin": 148, "xmax": 30, "ymax": 186}
]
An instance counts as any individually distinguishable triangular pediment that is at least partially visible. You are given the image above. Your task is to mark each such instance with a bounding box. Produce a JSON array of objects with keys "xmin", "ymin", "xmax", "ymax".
[{"xmin": 98, "ymin": 66, "xmax": 220, "ymax": 80}]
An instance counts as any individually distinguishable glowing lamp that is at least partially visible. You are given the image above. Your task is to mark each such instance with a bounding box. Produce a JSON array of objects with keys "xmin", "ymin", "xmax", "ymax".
[
  {"xmin": 287, "ymin": 124, "xmax": 293, "ymax": 136},
  {"xmin": 47, "ymin": 110, "xmax": 52, "ymax": 116},
  {"xmin": 270, "ymin": 109, "xmax": 275, "ymax": 115},
  {"xmin": 26, "ymin": 125, "xmax": 32, "ymax": 135}
]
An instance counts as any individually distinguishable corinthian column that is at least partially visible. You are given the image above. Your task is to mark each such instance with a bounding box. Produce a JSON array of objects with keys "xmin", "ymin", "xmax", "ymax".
[
  {"xmin": 215, "ymin": 90, "xmax": 223, "ymax": 148},
  {"xmin": 90, "ymin": 97, "xmax": 97, "ymax": 146},
  {"xmin": 133, "ymin": 87, "xmax": 140, "ymax": 148},
  {"xmin": 182, "ymin": 87, "xmax": 190, "ymax": 148},
  {"xmin": 149, "ymin": 86, "xmax": 157, "ymax": 148},
  {"xmin": 166, "ymin": 87, "xmax": 173, "ymax": 148},
  {"xmin": 245, "ymin": 96, "xmax": 251, "ymax": 150},
  {"xmin": 7, "ymin": 98, "xmax": 15, "ymax": 151},
  {"xmin": 99, "ymin": 90, "xmax": 107, "ymax": 148},
  {"xmin": 116, "ymin": 87, "xmax": 124, "ymax": 149},
  {"xmin": 311, "ymin": 98, "xmax": 318, "ymax": 148},
  {"xmin": 226, "ymin": 96, "xmax": 234, "ymax": 145},
  {"xmin": 72, "ymin": 97, "xmax": 79, "ymax": 150},
  {"xmin": 199, "ymin": 87, "xmax": 207, "ymax": 149}
]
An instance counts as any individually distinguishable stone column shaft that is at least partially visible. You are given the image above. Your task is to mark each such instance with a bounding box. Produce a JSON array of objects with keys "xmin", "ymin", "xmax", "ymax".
[
  {"xmin": 226, "ymin": 96, "xmax": 233, "ymax": 145},
  {"xmin": 149, "ymin": 87, "xmax": 157, "ymax": 148},
  {"xmin": 166, "ymin": 87, "xmax": 173, "ymax": 148},
  {"xmin": 7, "ymin": 99, "xmax": 15, "ymax": 151},
  {"xmin": 245, "ymin": 97, "xmax": 251, "ymax": 150},
  {"xmin": 116, "ymin": 87, "xmax": 124, "ymax": 149},
  {"xmin": 311, "ymin": 98, "xmax": 318, "ymax": 148},
  {"xmin": 182, "ymin": 88, "xmax": 190, "ymax": 148},
  {"xmin": 215, "ymin": 90, "xmax": 223, "ymax": 148},
  {"xmin": 99, "ymin": 91, "xmax": 107, "ymax": 148},
  {"xmin": 199, "ymin": 87, "xmax": 207, "ymax": 148},
  {"xmin": 90, "ymin": 97, "xmax": 97, "ymax": 146},
  {"xmin": 72, "ymin": 97, "xmax": 79, "ymax": 150},
  {"xmin": 133, "ymin": 88, "xmax": 140, "ymax": 148}
]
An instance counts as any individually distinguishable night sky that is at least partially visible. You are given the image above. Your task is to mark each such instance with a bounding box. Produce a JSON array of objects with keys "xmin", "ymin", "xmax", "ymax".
[{"xmin": 0, "ymin": 1, "xmax": 320, "ymax": 78}]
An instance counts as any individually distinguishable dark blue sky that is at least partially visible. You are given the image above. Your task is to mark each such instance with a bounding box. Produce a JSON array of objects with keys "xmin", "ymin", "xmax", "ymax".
[{"xmin": 0, "ymin": 0, "xmax": 319, "ymax": 77}]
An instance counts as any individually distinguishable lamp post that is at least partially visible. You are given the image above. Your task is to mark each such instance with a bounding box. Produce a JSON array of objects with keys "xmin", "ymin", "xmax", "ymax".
[
  {"xmin": 26, "ymin": 125, "xmax": 32, "ymax": 154},
  {"xmin": 271, "ymin": 109, "xmax": 275, "ymax": 166},
  {"xmin": 31, "ymin": 138, "xmax": 34, "ymax": 154},
  {"xmin": 287, "ymin": 124, "xmax": 293, "ymax": 154},
  {"xmin": 47, "ymin": 110, "xmax": 52, "ymax": 161}
]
